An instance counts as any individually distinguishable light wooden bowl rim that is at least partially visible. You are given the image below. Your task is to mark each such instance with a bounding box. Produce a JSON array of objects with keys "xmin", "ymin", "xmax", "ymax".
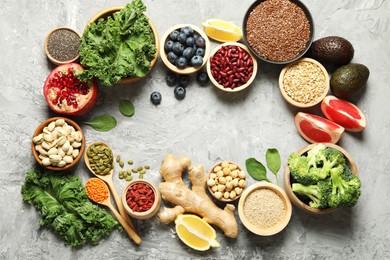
[
  {"xmin": 85, "ymin": 6, "xmax": 159, "ymax": 84},
  {"xmin": 279, "ymin": 57, "xmax": 329, "ymax": 108},
  {"xmin": 283, "ymin": 143, "xmax": 358, "ymax": 215},
  {"xmin": 159, "ymin": 23, "xmax": 211, "ymax": 75},
  {"xmin": 206, "ymin": 42, "xmax": 258, "ymax": 92},
  {"xmin": 238, "ymin": 181, "xmax": 292, "ymax": 236},
  {"xmin": 44, "ymin": 27, "xmax": 81, "ymax": 65},
  {"xmin": 122, "ymin": 179, "xmax": 161, "ymax": 220},
  {"xmin": 31, "ymin": 117, "xmax": 85, "ymax": 171},
  {"xmin": 207, "ymin": 161, "xmax": 245, "ymax": 202}
]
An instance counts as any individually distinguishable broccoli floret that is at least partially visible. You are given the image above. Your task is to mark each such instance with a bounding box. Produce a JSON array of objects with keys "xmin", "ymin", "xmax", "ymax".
[
  {"xmin": 327, "ymin": 164, "xmax": 362, "ymax": 208},
  {"xmin": 288, "ymin": 153, "xmax": 321, "ymax": 185},
  {"xmin": 316, "ymin": 148, "xmax": 346, "ymax": 179},
  {"xmin": 292, "ymin": 179, "xmax": 331, "ymax": 209}
]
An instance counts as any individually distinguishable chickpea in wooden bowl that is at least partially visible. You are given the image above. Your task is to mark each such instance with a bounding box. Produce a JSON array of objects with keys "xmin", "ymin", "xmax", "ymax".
[{"xmin": 207, "ymin": 161, "xmax": 246, "ymax": 202}]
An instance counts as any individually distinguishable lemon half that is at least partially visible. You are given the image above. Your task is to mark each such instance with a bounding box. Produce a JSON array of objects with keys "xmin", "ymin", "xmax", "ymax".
[
  {"xmin": 202, "ymin": 19, "xmax": 243, "ymax": 42},
  {"xmin": 175, "ymin": 214, "xmax": 220, "ymax": 251}
]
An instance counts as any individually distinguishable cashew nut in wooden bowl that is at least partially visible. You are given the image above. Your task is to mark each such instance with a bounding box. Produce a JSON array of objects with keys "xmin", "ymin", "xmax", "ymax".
[
  {"xmin": 284, "ymin": 143, "xmax": 358, "ymax": 215},
  {"xmin": 32, "ymin": 117, "xmax": 85, "ymax": 171},
  {"xmin": 207, "ymin": 161, "xmax": 246, "ymax": 202},
  {"xmin": 85, "ymin": 6, "xmax": 159, "ymax": 84}
]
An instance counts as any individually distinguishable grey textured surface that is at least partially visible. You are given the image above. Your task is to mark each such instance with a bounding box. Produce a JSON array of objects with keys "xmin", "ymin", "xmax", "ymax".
[{"xmin": 1, "ymin": 0, "xmax": 389, "ymax": 259}]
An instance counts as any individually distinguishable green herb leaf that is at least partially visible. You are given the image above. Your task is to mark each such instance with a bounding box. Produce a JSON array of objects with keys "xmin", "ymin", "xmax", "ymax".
[
  {"xmin": 266, "ymin": 148, "xmax": 281, "ymax": 185},
  {"xmin": 245, "ymin": 158, "xmax": 271, "ymax": 182},
  {"xmin": 84, "ymin": 114, "xmax": 117, "ymax": 132},
  {"xmin": 119, "ymin": 99, "xmax": 135, "ymax": 117}
]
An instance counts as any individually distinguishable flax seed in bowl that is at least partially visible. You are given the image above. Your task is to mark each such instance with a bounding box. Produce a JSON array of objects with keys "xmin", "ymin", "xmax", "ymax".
[
  {"xmin": 279, "ymin": 58, "xmax": 330, "ymax": 108},
  {"xmin": 238, "ymin": 182, "xmax": 292, "ymax": 236},
  {"xmin": 243, "ymin": 0, "xmax": 314, "ymax": 64}
]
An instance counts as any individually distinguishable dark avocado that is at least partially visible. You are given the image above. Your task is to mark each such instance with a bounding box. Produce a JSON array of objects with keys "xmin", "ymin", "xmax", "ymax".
[
  {"xmin": 308, "ymin": 36, "xmax": 354, "ymax": 66},
  {"xmin": 330, "ymin": 63, "xmax": 369, "ymax": 99}
]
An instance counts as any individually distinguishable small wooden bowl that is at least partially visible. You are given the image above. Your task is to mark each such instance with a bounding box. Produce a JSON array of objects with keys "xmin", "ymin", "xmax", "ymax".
[
  {"xmin": 32, "ymin": 117, "xmax": 85, "ymax": 171},
  {"xmin": 122, "ymin": 179, "xmax": 161, "ymax": 220},
  {"xmin": 207, "ymin": 161, "xmax": 246, "ymax": 202},
  {"xmin": 160, "ymin": 24, "xmax": 210, "ymax": 75},
  {"xmin": 284, "ymin": 143, "xmax": 358, "ymax": 215},
  {"xmin": 44, "ymin": 27, "xmax": 80, "ymax": 65},
  {"xmin": 85, "ymin": 6, "xmax": 159, "ymax": 84},
  {"xmin": 279, "ymin": 58, "xmax": 329, "ymax": 108},
  {"xmin": 238, "ymin": 182, "xmax": 292, "ymax": 236},
  {"xmin": 207, "ymin": 42, "xmax": 258, "ymax": 92}
]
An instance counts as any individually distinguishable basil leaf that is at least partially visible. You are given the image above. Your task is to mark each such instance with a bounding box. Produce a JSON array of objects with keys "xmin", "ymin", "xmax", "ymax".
[
  {"xmin": 119, "ymin": 99, "xmax": 135, "ymax": 117},
  {"xmin": 245, "ymin": 158, "xmax": 271, "ymax": 182},
  {"xmin": 266, "ymin": 148, "xmax": 281, "ymax": 185},
  {"xmin": 84, "ymin": 114, "xmax": 117, "ymax": 132}
]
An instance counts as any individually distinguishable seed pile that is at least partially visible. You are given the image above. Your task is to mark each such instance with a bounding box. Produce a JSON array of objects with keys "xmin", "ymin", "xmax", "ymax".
[
  {"xmin": 243, "ymin": 188, "xmax": 286, "ymax": 229},
  {"xmin": 246, "ymin": 0, "xmax": 310, "ymax": 62},
  {"xmin": 85, "ymin": 178, "xmax": 109, "ymax": 203},
  {"xmin": 282, "ymin": 61, "xmax": 327, "ymax": 104},
  {"xmin": 209, "ymin": 45, "xmax": 254, "ymax": 89},
  {"xmin": 86, "ymin": 143, "xmax": 114, "ymax": 175},
  {"xmin": 116, "ymin": 154, "xmax": 150, "ymax": 181},
  {"xmin": 125, "ymin": 182, "xmax": 155, "ymax": 212},
  {"xmin": 207, "ymin": 161, "xmax": 246, "ymax": 200},
  {"xmin": 33, "ymin": 118, "xmax": 82, "ymax": 168},
  {"xmin": 47, "ymin": 28, "xmax": 80, "ymax": 62}
]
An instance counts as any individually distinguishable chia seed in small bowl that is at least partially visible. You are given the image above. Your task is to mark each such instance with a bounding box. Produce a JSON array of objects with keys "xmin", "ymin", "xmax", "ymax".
[{"xmin": 44, "ymin": 27, "xmax": 80, "ymax": 65}]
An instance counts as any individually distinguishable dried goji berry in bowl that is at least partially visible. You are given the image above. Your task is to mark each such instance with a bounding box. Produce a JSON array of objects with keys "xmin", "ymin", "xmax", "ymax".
[{"xmin": 121, "ymin": 179, "xmax": 161, "ymax": 220}]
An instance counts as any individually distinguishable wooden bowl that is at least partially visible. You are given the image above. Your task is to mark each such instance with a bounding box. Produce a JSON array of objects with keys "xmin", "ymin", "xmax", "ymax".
[
  {"xmin": 207, "ymin": 161, "xmax": 246, "ymax": 202},
  {"xmin": 238, "ymin": 182, "xmax": 292, "ymax": 236},
  {"xmin": 160, "ymin": 24, "xmax": 210, "ymax": 75},
  {"xmin": 283, "ymin": 143, "xmax": 358, "ymax": 215},
  {"xmin": 32, "ymin": 117, "xmax": 85, "ymax": 171},
  {"xmin": 207, "ymin": 42, "xmax": 258, "ymax": 92},
  {"xmin": 122, "ymin": 179, "xmax": 161, "ymax": 220},
  {"xmin": 85, "ymin": 6, "xmax": 159, "ymax": 84},
  {"xmin": 279, "ymin": 58, "xmax": 329, "ymax": 108},
  {"xmin": 44, "ymin": 27, "xmax": 80, "ymax": 65}
]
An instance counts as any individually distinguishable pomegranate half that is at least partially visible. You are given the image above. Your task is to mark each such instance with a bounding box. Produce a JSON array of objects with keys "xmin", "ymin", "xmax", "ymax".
[
  {"xmin": 294, "ymin": 112, "xmax": 345, "ymax": 144},
  {"xmin": 321, "ymin": 95, "xmax": 366, "ymax": 132},
  {"xmin": 43, "ymin": 63, "xmax": 98, "ymax": 116}
]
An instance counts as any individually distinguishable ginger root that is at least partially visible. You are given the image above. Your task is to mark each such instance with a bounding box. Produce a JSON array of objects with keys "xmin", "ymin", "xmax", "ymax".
[{"xmin": 157, "ymin": 154, "xmax": 238, "ymax": 238}]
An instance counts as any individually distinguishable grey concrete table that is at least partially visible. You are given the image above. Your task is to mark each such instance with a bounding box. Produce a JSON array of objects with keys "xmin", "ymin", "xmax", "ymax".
[{"xmin": 1, "ymin": 0, "xmax": 389, "ymax": 259}]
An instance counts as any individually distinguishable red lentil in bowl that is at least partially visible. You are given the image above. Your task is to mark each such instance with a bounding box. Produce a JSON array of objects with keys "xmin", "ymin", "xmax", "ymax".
[
  {"xmin": 243, "ymin": 0, "xmax": 314, "ymax": 64},
  {"xmin": 206, "ymin": 42, "xmax": 258, "ymax": 92}
]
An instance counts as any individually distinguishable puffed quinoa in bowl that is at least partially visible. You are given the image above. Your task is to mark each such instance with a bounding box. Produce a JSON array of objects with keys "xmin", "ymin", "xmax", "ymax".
[
  {"xmin": 279, "ymin": 58, "xmax": 329, "ymax": 108},
  {"xmin": 207, "ymin": 161, "xmax": 246, "ymax": 202}
]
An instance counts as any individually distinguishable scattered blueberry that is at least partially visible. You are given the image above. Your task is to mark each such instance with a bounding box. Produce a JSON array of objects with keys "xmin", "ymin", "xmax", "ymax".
[
  {"xmin": 182, "ymin": 47, "xmax": 195, "ymax": 60},
  {"xmin": 172, "ymin": 42, "xmax": 184, "ymax": 56},
  {"xmin": 165, "ymin": 72, "xmax": 178, "ymax": 87},
  {"xmin": 181, "ymin": 26, "xmax": 194, "ymax": 36},
  {"xmin": 185, "ymin": 37, "xmax": 195, "ymax": 47},
  {"xmin": 175, "ymin": 56, "xmax": 188, "ymax": 69},
  {"xmin": 150, "ymin": 91, "xmax": 162, "ymax": 105},
  {"xmin": 191, "ymin": 55, "xmax": 203, "ymax": 67},
  {"xmin": 169, "ymin": 30, "xmax": 179, "ymax": 41},
  {"xmin": 195, "ymin": 48, "xmax": 205, "ymax": 57},
  {"xmin": 167, "ymin": 51, "xmax": 178, "ymax": 64},
  {"xmin": 177, "ymin": 32, "xmax": 187, "ymax": 44},
  {"xmin": 193, "ymin": 34, "xmax": 199, "ymax": 41},
  {"xmin": 164, "ymin": 40, "xmax": 174, "ymax": 52},
  {"xmin": 174, "ymin": 86, "xmax": 186, "ymax": 100},
  {"xmin": 196, "ymin": 71, "xmax": 209, "ymax": 86},
  {"xmin": 178, "ymin": 75, "xmax": 190, "ymax": 88},
  {"xmin": 195, "ymin": 37, "xmax": 206, "ymax": 48}
]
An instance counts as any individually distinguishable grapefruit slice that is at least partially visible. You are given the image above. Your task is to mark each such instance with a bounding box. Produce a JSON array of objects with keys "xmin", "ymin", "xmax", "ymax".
[
  {"xmin": 294, "ymin": 112, "xmax": 345, "ymax": 144},
  {"xmin": 321, "ymin": 95, "xmax": 366, "ymax": 132}
]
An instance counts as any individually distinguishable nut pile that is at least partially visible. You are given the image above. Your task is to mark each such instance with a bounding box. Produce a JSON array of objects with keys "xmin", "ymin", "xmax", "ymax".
[
  {"xmin": 86, "ymin": 143, "xmax": 114, "ymax": 175},
  {"xmin": 33, "ymin": 118, "xmax": 82, "ymax": 167},
  {"xmin": 207, "ymin": 161, "xmax": 246, "ymax": 200}
]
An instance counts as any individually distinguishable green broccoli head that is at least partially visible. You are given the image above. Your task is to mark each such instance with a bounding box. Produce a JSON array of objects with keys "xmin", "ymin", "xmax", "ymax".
[
  {"xmin": 292, "ymin": 179, "xmax": 331, "ymax": 209},
  {"xmin": 288, "ymin": 153, "xmax": 321, "ymax": 185},
  {"xmin": 327, "ymin": 165, "xmax": 362, "ymax": 208}
]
